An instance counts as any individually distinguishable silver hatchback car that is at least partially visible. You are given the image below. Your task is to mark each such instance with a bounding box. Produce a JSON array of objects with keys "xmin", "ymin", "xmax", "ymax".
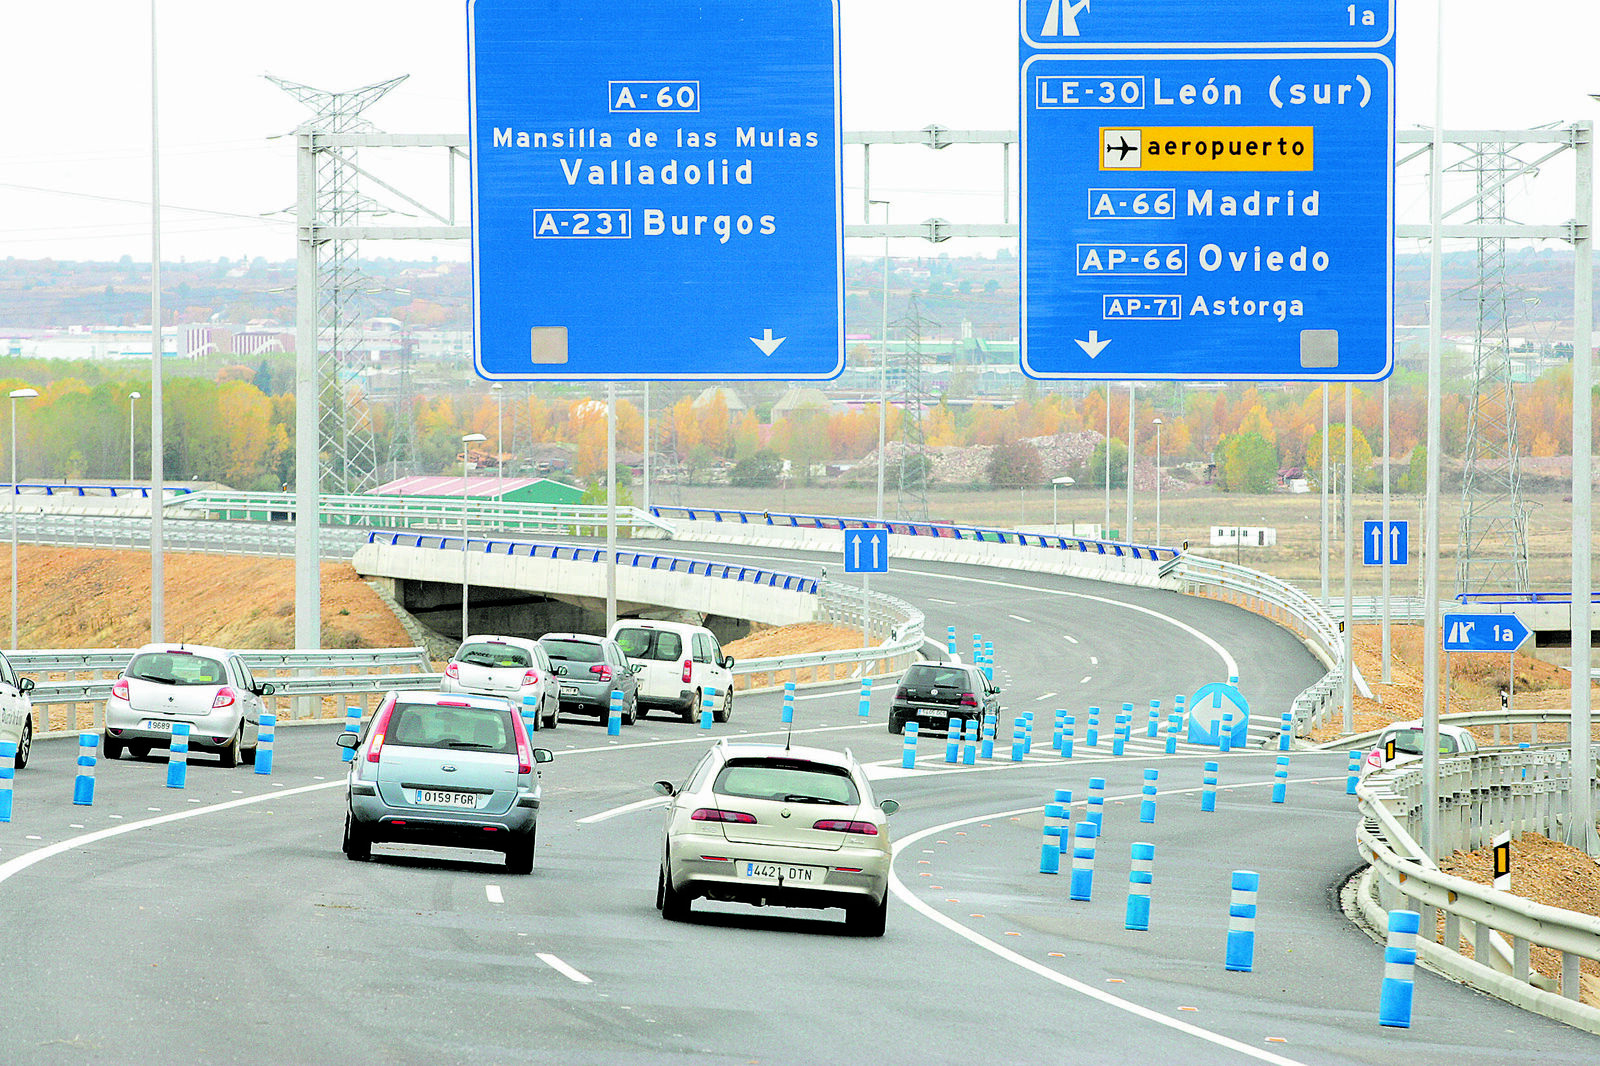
[
  {"xmin": 102, "ymin": 643, "xmax": 273, "ymax": 766},
  {"xmin": 654, "ymin": 741, "xmax": 899, "ymax": 936},
  {"xmin": 338, "ymin": 690, "xmax": 553, "ymax": 873}
]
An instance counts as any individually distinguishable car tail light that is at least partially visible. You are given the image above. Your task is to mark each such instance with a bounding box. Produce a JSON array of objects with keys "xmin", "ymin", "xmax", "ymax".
[
  {"xmin": 589, "ymin": 663, "xmax": 613, "ymax": 682},
  {"xmin": 111, "ymin": 678, "xmax": 129, "ymax": 702},
  {"xmin": 437, "ymin": 699, "xmax": 472, "ymax": 707},
  {"xmin": 211, "ymin": 687, "xmax": 237, "ymax": 710},
  {"xmin": 513, "ymin": 710, "xmax": 533, "ymax": 775},
  {"xmin": 959, "ymin": 693, "xmax": 978, "ymax": 708},
  {"xmin": 895, "ymin": 687, "xmax": 909, "ymax": 700},
  {"xmin": 521, "ymin": 669, "xmax": 541, "ymax": 687},
  {"xmin": 690, "ymin": 808, "xmax": 756, "ymax": 824},
  {"xmin": 682, "ymin": 659, "xmax": 693, "ymax": 684},
  {"xmin": 813, "ymin": 819, "xmax": 879, "ymax": 835},
  {"xmin": 444, "ymin": 662, "xmax": 459, "ymax": 679},
  {"xmin": 366, "ymin": 697, "xmax": 398, "ymax": 764},
  {"xmin": 1366, "ymin": 749, "xmax": 1382, "ymax": 769}
]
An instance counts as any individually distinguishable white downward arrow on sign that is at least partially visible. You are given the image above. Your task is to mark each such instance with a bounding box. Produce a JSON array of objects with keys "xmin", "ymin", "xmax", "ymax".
[
  {"xmin": 750, "ymin": 329, "xmax": 786, "ymax": 356},
  {"xmin": 1075, "ymin": 331, "xmax": 1111, "ymax": 358}
]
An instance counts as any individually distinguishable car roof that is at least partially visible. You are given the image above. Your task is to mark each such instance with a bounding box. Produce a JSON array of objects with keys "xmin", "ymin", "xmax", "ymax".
[
  {"xmin": 1381, "ymin": 720, "xmax": 1471, "ymax": 738},
  {"xmin": 131, "ymin": 642, "xmax": 232, "ymax": 660},
  {"xmin": 456, "ymin": 635, "xmax": 540, "ymax": 650},
  {"xmin": 611, "ymin": 619, "xmax": 708, "ymax": 634},
  {"xmin": 710, "ymin": 741, "xmax": 859, "ymax": 771},
  {"xmin": 539, "ymin": 632, "xmax": 607, "ymax": 643}
]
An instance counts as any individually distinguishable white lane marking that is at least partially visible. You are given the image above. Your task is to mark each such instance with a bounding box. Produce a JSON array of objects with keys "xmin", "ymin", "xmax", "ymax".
[
  {"xmin": 1090, "ymin": 656, "xmax": 1099, "ymax": 666},
  {"xmin": 1080, "ymin": 676, "xmax": 1092, "ymax": 684},
  {"xmin": 577, "ymin": 796, "xmax": 670, "ymax": 824},
  {"xmin": 1063, "ymin": 634, "xmax": 1079, "ymax": 644},
  {"xmin": 1033, "ymin": 692, "xmax": 1057, "ymax": 702},
  {"xmin": 796, "ymin": 687, "xmax": 863, "ymax": 702},
  {"xmin": 537, "ymin": 953, "xmax": 593, "ymax": 984},
  {"xmin": 486, "ymin": 885, "xmax": 504, "ymax": 904},
  {"xmin": 928, "ymin": 598, "xmax": 958, "ymax": 606},
  {"xmin": 1008, "ymin": 614, "xmax": 1031, "ymax": 624},
  {"xmin": 888, "ymin": 784, "xmax": 1336, "ymax": 1066}
]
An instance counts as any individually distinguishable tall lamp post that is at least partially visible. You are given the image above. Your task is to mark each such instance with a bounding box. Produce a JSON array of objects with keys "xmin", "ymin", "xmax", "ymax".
[
  {"xmin": 1052, "ymin": 476, "xmax": 1074, "ymax": 535},
  {"xmin": 491, "ymin": 383, "xmax": 504, "ymax": 508},
  {"xmin": 460, "ymin": 432, "xmax": 486, "ymax": 640},
  {"xmin": 9, "ymin": 387, "xmax": 37, "ymax": 649},
  {"xmin": 869, "ymin": 198, "xmax": 890, "ymax": 520},
  {"xmin": 1152, "ymin": 417, "xmax": 1164, "ymax": 545},
  {"xmin": 128, "ymin": 391, "xmax": 142, "ymax": 482}
]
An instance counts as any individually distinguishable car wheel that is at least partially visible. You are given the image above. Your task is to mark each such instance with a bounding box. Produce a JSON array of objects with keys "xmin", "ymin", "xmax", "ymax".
[
  {"xmin": 681, "ymin": 692, "xmax": 701, "ymax": 723},
  {"xmin": 713, "ymin": 687, "xmax": 733, "ymax": 724},
  {"xmin": 341, "ymin": 810, "xmax": 372, "ymax": 862},
  {"xmin": 14, "ymin": 719, "xmax": 30, "ymax": 769},
  {"xmin": 660, "ymin": 864, "xmax": 690, "ymax": 921},
  {"xmin": 242, "ymin": 740, "xmax": 258, "ymax": 765},
  {"xmin": 848, "ymin": 894, "xmax": 888, "ymax": 937},
  {"xmin": 128, "ymin": 741, "xmax": 150, "ymax": 759},
  {"xmin": 887, "ymin": 717, "xmax": 904, "ymax": 735},
  {"xmin": 219, "ymin": 726, "xmax": 242, "ymax": 768},
  {"xmin": 103, "ymin": 734, "xmax": 123, "ymax": 760},
  {"xmin": 505, "ymin": 832, "xmax": 535, "ymax": 875}
]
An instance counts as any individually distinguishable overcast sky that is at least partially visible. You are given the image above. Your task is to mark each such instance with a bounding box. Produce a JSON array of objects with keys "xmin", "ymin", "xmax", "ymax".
[{"xmin": 0, "ymin": 0, "xmax": 1595, "ymax": 263}]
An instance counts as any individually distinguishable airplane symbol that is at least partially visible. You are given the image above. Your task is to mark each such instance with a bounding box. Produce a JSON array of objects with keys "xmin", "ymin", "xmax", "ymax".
[{"xmin": 1107, "ymin": 136, "xmax": 1138, "ymax": 161}]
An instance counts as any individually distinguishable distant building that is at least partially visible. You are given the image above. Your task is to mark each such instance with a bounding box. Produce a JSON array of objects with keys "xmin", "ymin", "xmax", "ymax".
[{"xmin": 376, "ymin": 475, "xmax": 585, "ymax": 506}]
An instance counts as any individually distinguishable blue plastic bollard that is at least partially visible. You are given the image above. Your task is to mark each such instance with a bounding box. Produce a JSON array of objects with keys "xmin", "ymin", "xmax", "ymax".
[
  {"xmin": 1061, "ymin": 715, "xmax": 1075, "ymax": 759},
  {"xmin": 1272, "ymin": 755, "xmax": 1289, "ymax": 804},
  {"xmin": 902, "ymin": 721, "xmax": 919, "ymax": 769},
  {"xmin": 1220, "ymin": 711, "xmax": 1234, "ymax": 754},
  {"xmin": 608, "ymin": 690, "xmax": 623, "ymax": 736},
  {"xmin": 859, "ymin": 679, "xmax": 872, "ymax": 719},
  {"xmin": 1148, "ymin": 699, "xmax": 1161, "ymax": 738},
  {"xmin": 1166, "ymin": 712, "xmax": 1181, "ymax": 755},
  {"xmin": 782, "ymin": 681, "xmax": 796, "ymax": 724},
  {"xmin": 1226, "ymin": 871, "xmax": 1260, "ymax": 972},
  {"xmin": 983, "ymin": 641, "xmax": 994, "ymax": 681},
  {"xmin": 0, "ymin": 740, "xmax": 14, "ymax": 822},
  {"xmin": 1202, "ymin": 761, "xmax": 1219, "ymax": 812},
  {"xmin": 1053, "ymin": 710, "xmax": 1065, "ymax": 752},
  {"xmin": 1087, "ymin": 707, "xmax": 1100, "ymax": 747},
  {"xmin": 1378, "ymin": 909, "xmax": 1421, "ymax": 1028},
  {"xmin": 74, "ymin": 732, "xmax": 98, "ymax": 805},
  {"xmin": 1347, "ymin": 749, "xmax": 1362, "ymax": 795},
  {"xmin": 700, "ymin": 687, "xmax": 715, "ymax": 730},
  {"xmin": 341, "ymin": 705, "xmax": 362, "ymax": 762},
  {"xmin": 963, "ymin": 718, "xmax": 978, "ymax": 765},
  {"xmin": 1023, "ymin": 712, "xmax": 1034, "ymax": 755},
  {"xmin": 1139, "ymin": 768, "xmax": 1158, "ymax": 824},
  {"xmin": 1112, "ymin": 713, "xmax": 1129, "ymax": 757},
  {"xmin": 1070, "ymin": 822, "xmax": 1096, "ymax": 901},
  {"xmin": 1040, "ymin": 808, "xmax": 1062, "ymax": 875},
  {"xmin": 254, "ymin": 714, "xmax": 275, "ymax": 776},
  {"xmin": 947, "ymin": 625, "xmax": 956, "ymax": 657},
  {"xmin": 1279, "ymin": 711, "xmax": 1293, "ymax": 751},
  {"xmin": 1010, "ymin": 719, "xmax": 1026, "ymax": 762},
  {"xmin": 1125, "ymin": 842, "xmax": 1155, "ymax": 931},
  {"xmin": 166, "ymin": 723, "xmax": 190, "ymax": 789},
  {"xmin": 1088, "ymin": 777, "xmax": 1106, "ymax": 836},
  {"xmin": 946, "ymin": 719, "xmax": 963, "ymax": 764},
  {"xmin": 521, "ymin": 695, "xmax": 540, "ymax": 741},
  {"xmin": 981, "ymin": 712, "xmax": 996, "ymax": 760}
]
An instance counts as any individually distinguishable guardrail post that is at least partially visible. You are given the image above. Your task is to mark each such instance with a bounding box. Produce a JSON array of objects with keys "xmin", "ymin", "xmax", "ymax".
[
  {"xmin": 982, "ymin": 712, "xmax": 996, "ymax": 760},
  {"xmin": 166, "ymin": 723, "xmax": 190, "ymax": 789},
  {"xmin": 1070, "ymin": 822, "xmax": 1096, "ymax": 901},
  {"xmin": 1126, "ymin": 842, "xmax": 1155, "ymax": 931},
  {"xmin": 1272, "ymin": 756, "xmax": 1290, "ymax": 804},
  {"xmin": 1061, "ymin": 715, "xmax": 1075, "ymax": 759},
  {"xmin": 254, "ymin": 714, "xmax": 275, "ymax": 775},
  {"xmin": 1202, "ymin": 761, "xmax": 1219, "ymax": 812},
  {"xmin": 1140, "ymin": 769, "xmax": 1158, "ymax": 823},
  {"xmin": 1378, "ymin": 909, "xmax": 1420, "ymax": 1028},
  {"xmin": 73, "ymin": 732, "xmax": 97, "ymax": 805},
  {"xmin": 1226, "ymin": 871, "xmax": 1259, "ymax": 973},
  {"xmin": 1088, "ymin": 777, "xmax": 1106, "ymax": 836},
  {"xmin": 782, "ymin": 681, "xmax": 795, "ymax": 724},
  {"xmin": 341, "ymin": 706, "xmax": 362, "ymax": 761},
  {"xmin": 902, "ymin": 721, "xmax": 918, "ymax": 769},
  {"xmin": 608, "ymin": 690, "xmax": 623, "ymax": 736},
  {"xmin": 1148, "ymin": 699, "xmax": 1161, "ymax": 739}
]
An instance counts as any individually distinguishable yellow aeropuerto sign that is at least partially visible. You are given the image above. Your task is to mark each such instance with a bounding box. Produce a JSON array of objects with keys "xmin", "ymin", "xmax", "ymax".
[{"xmin": 1100, "ymin": 127, "xmax": 1314, "ymax": 172}]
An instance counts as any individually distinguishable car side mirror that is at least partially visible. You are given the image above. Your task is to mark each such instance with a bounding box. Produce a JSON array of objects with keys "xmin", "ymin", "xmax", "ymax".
[
  {"xmin": 17, "ymin": 676, "xmax": 33, "ymax": 694},
  {"xmin": 721, "ymin": 655, "xmax": 735, "ymax": 670},
  {"xmin": 653, "ymin": 780, "xmax": 677, "ymax": 797},
  {"xmin": 257, "ymin": 682, "xmax": 275, "ymax": 696},
  {"xmin": 880, "ymin": 799, "xmax": 900, "ymax": 816},
  {"xmin": 336, "ymin": 732, "xmax": 359, "ymax": 750},
  {"xmin": 532, "ymin": 748, "xmax": 554, "ymax": 764},
  {"xmin": 554, "ymin": 665, "xmax": 567, "ymax": 676}
]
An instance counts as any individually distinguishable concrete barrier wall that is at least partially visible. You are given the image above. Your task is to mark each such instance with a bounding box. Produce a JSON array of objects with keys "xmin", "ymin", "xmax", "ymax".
[{"xmin": 353, "ymin": 542, "xmax": 818, "ymax": 628}]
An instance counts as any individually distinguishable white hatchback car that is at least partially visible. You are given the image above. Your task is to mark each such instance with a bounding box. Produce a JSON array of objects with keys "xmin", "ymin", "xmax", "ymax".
[
  {"xmin": 609, "ymin": 619, "xmax": 734, "ymax": 722},
  {"xmin": 1360, "ymin": 720, "xmax": 1480, "ymax": 778},
  {"xmin": 653, "ymin": 741, "xmax": 899, "ymax": 936},
  {"xmin": 0, "ymin": 652, "xmax": 36, "ymax": 769},
  {"xmin": 441, "ymin": 635, "xmax": 561, "ymax": 730},
  {"xmin": 102, "ymin": 643, "xmax": 274, "ymax": 766}
]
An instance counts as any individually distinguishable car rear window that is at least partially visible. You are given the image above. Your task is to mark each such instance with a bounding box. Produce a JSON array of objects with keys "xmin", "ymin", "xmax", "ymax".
[
  {"xmin": 540, "ymin": 639, "xmax": 604, "ymax": 663},
  {"xmin": 128, "ymin": 652, "xmax": 225, "ymax": 686},
  {"xmin": 454, "ymin": 642, "xmax": 532, "ymax": 669},
  {"xmin": 615, "ymin": 628, "xmax": 683, "ymax": 661},
  {"xmin": 714, "ymin": 758, "xmax": 859, "ymax": 805},
  {"xmin": 903, "ymin": 664, "xmax": 972, "ymax": 690},
  {"xmin": 1385, "ymin": 728, "xmax": 1459, "ymax": 756},
  {"xmin": 386, "ymin": 703, "xmax": 516, "ymax": 753}
]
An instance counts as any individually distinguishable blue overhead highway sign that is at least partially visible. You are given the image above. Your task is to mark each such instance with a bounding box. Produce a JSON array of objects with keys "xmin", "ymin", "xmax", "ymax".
[
  {"xmin": 1362, "ymin": 519, "xmax": 1408, "ymax": 566},
  {"xmin": 1019, "ymin": 0, "xmax": 1395, "ymax": 381},
  {"xmin": 1442, "ymin": 613, "xmax": 1531, "ymax": 653},
  {"xmin": 467, "ymin": 0, "xmax": 844, "ymax": 381},
  {"xmin": 843, "ymin": 528, "xmax": 889, "ymax": 575}
]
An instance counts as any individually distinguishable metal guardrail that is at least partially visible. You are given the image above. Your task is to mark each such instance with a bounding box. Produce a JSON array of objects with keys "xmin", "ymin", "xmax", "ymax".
[
  {"xmin": 180, "ymin": 490, "xmax": 676, "ymax": 537},
  {"xmin": 7, "ymin": 483, "xmax": 195, "ymax": 499},
  {"xmin": 1165, "ymin": 554, "xmax": 1347, "ymax": 736},
  {"xmin": 363, "ymin": 531, "xmax": 821, "ymax": 594},
  {"xmin": 1355, "ymin": 740, "xmax": 1600, "ymax": 1026},
  {"xmin": 651, "ymin": 506, "xmax": 1180, "ymax": 562}
]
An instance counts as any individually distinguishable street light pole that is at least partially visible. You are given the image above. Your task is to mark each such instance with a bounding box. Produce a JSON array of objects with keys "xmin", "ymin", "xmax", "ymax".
[
  {"xmin": 9, "ymin": 387, "xmax": 37, "ymax": 650},
  {"xmin": 1125, "ymin": 385, "xmax": 1136, "ymax": 541},
  {"xmin": 460, "ymin": 432, "xmax": 486, "ymax": 641},
  {"xmin": 128, "ymin": 391, "xmax": 142, "ymax": 482},
  {"xmin": 870, "ymin": 199, "xmax": 890, "ymax": 521},
  {"xmin": 1152, "ymin": 417, "xmax": 1164, "ymax": 545},
  {"xmin": 491, "ymin": 382, "xmax": 504, "ymax": 508}
]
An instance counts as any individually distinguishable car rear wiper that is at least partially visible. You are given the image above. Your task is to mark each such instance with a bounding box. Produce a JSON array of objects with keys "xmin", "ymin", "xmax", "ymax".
[
  {"xmin": 783, "ymin": 794, "xmax": 846, "ymax": 804},
  {"xmin": 445, "ymin": 741, "xmax": 500, "ymax": 749}
]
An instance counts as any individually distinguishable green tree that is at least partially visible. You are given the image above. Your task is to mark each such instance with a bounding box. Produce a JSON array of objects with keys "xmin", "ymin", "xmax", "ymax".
[
  {"xmin": 1085, "ymin": 439, "xmax": 1128, "ymax": 488},
  {"xmin": 1307, "ymin": 423, "xmax": 1377, "ymax": 491},
  {"xmin": 986, "ymin": 440, "xmax": 1043, "ymax": 487},
  {"xmin": 730, "ymin": 449, "xmax": 783, "ymax": 487},
  {"xmin": 1215, "ymin": 432, "xmax": 1279, "ymax": 493},
  {"xmin": 1401, "ymin": 443, "xmax": 1428, "ymax": 494}
]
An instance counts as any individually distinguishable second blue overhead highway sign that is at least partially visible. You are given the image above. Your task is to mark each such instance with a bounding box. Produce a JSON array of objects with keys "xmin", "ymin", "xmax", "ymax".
[
  {"xmin": 1019, "ymin": 0, "xmax": 1395, "ymax": 381},
  {"xmin": 467, "ymin": 0, "xmax": 844, "ymax": 381}
]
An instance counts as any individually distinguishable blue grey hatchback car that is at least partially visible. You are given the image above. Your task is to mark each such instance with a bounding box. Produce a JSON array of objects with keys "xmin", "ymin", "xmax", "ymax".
[{"xmin": 337, "ymin": 690, "xmax": 553, "ymax": 873}]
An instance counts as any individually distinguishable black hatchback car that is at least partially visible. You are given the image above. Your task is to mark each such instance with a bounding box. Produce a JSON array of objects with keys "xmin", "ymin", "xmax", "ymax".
[{"xmin": 888, "ymin": 662, "xmax": 1001, "ymax": 735}]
